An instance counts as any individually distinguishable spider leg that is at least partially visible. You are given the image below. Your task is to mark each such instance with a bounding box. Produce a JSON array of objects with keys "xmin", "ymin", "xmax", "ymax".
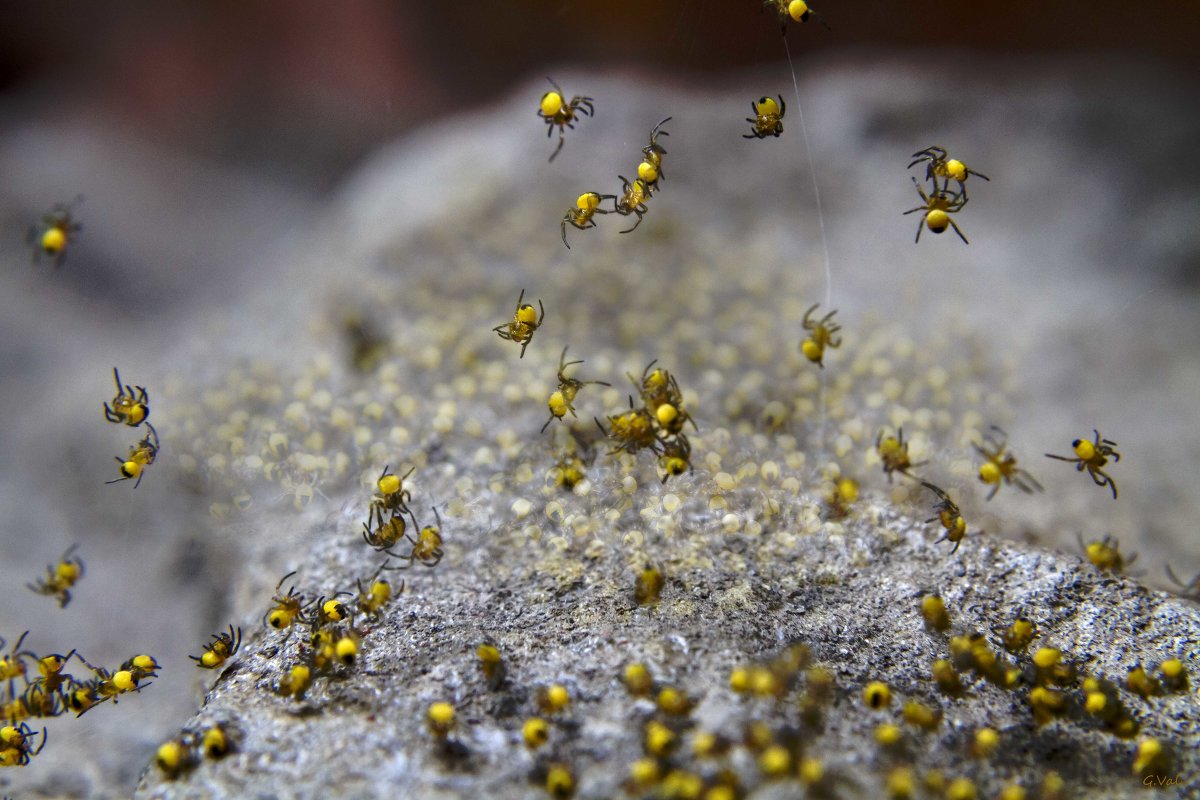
[
  {"xmin": 948, "ymin": 218, "xmax": 969, "ymax": 245},
  {"xmin": 549, "ymin": 133, "xmax": 565, "ymax": 163},
  {"xmin": 986, "ymin": 483, "xmax": 999, "ymax": 501}
]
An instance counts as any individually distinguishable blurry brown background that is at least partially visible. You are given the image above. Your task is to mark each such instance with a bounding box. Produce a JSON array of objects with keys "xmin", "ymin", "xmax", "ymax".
[{"xmin": 2, "ymin": 0, "xmax": 1196, "ymax": 190}]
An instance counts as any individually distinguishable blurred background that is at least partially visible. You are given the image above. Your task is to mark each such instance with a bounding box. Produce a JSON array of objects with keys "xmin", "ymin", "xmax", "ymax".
[
  {"xmin": 1, "ymin": 0, "xmax": 1197, "ymax": 191},
  {"xmin": 0, "ymin": 2, "xmax": 1197, "ymax": 797}
]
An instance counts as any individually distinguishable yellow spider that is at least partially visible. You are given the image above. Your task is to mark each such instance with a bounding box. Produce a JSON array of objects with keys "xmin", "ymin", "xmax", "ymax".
[
  {"xmin": 903, "ymin": 177, "xmax": 968, "ymax": 244},
  {"xmin": 560, "ymin": 192, "xmax": 613, "ymax": 249},
  {"xmin": 538, "ymin": 77, "xmax": 594, "ymax": 163},
  {"xmin": 542, "ymin": 347, "xmax": 610, "ymax": 433},
  {"xmin": 973, "ymin": 426, "xmax": 1042, "ymax": 500},
  {"xmin": 744, "ymin": 95, "xmax": 785, "ymax": 139},
  {"xmin": 1045, "ymin": 429, "xmax": 1120, "ymax": 499},
  {"xmin": 493, "ymin": 289, "xmax": 544, "ymax": 358}
]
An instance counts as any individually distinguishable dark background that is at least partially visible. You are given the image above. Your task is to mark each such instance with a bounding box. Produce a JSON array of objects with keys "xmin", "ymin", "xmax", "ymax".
[{"xmin": 2, "ymin": 0, "xmax": 1195, "ymax": 190}]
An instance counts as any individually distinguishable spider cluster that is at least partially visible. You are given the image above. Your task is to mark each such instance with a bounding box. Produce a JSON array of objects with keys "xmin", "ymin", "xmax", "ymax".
[
  {"xmin": 2, "ymin": 629, "xmax": 159, "ymax": 770},
  {"xmin": 102, "ymin": 367, "xmax": 160, "ymax": 488},
  {"xmin": 596, "ymin": 360, "xmax": 697, "ymax": 483},
  {"xmin": 261, "ymin": 564, "xmax": 401, "ymax": 701},
  {"xmin": 360, "ymin": 465, "xmax": 445, "ymax": 569},
  {"xmin": 560, "ymin": 117, "xmax": 671, "ymax": 247},
  {"xmin": 904, "ymin": 145, "xmax": 989, "ymax": 243}
]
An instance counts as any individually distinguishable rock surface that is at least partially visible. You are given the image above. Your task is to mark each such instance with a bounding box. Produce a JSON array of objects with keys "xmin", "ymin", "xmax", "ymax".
[{"xmin": 1, "ymin": 57, "xmax": 1198, "ymax": 799}]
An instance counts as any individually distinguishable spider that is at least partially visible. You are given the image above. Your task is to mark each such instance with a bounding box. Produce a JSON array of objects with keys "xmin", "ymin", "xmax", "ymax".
[
  {"xmin": 903, "ymin": 177, "xmax": 968, "ymax": 244},
  {"xmin": 658, "ymin": 435, "xmax": 692, "ymax": 483},
  {"xmin": 542, "ymin": 346, "xmax": 610, "ymax": 433},
  {"xmin": 876, "ymin": 427, "xmax": 926, "ymax": 483},
  {"xmin": 28, "ymin": 197, "xmax": 83, "ymax": 268},
  {"xmin": 765, "ymin": 0, "xmax": 828, "ymax": 33},
  {"xmin": 921, "ymin": 481, "xmax": 968, "ymax": 554},
  {"xmin": 973, "ymin": 426, "xmax": 1043, "ymax": 500},
  {"xmin": 538, "ymin": 77, "xmax": 594, "ymax": 163},
  {"xmin": 909, "ymin": 145, "xmax": 990, "ymax": 198},
  {"xmin": 560, "ymin": 192, "xmax": 613, "ymax": 249},
  {"xmin": 493, "ymin": 289, "xmax": 545, "ymax": 358},
  {"xmin": 637, "ymin": 117, "xmax": 672, "ymax": 191},
  {"xmin": 106, "ymin": 423, "xmax": 160, "ymax": 488},
  {"xmin": 744, "ymin": 95, "xmax": 786, "ymax": 139},
  {"xmin": 613, "ymin": 176, "xmax": 651, "ymax": 233},
  {"xmin": 596, "ymin": 397, "xmax": 658, "ymax": 456},
  {"xmin": 1045, "ymin": 429, "xmax": 1120, "ymax": 499},
  {"xmin": 103, "ymin": 367, "xmax": 150, "ymax": 427},
  {"xmin": 800, "ymin": 303, "xmax": 842, "ymax": 368}
]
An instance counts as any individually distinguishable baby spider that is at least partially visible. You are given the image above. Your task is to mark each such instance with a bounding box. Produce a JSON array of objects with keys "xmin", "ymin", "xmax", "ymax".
[
  {"xmin": 27, "ymin": 197, "xmax": 83, "ymax": 268},
  {"xmin": 370, "ymin": 464, "xmax": 415, "ymax": 524},
  {"xmin": 658, "ymin": 435, "xmax": 692, "ymax": 483},
  {"xmin": 0, "ymin": 632, "xmax": 34, "ymax": 692},
  {"xmin": 1075, "ymin": 533, "xmax": 1138, "ymax": 574},
  {"xmin": 744, "ymin": 95, "xmax": 786, "ymax": 139},
  {"xmin": 903, "ymin": 177, "xmax": 969, "ymax": 244},
  {"xmin": 1045, "ymin": 429, "xmax": 1120, "ymax": 499},
  {"xmin": 765, "ymin": 0, "xmax": 828, "ymax": 33},
  {"xmin": 103, "ymin": 367, "xmax": 150, "ymax": 427},
  {"xmin": 389, "ymin": 506, "xmax": 445, "ymax": 568},
  {"xmin": 0, "ymin": 723, "xmax": 47, "ymax": 767},
  {"xmin": 921, "ymin": 481, "xmax": 969, "ymax": 554},
  {"xmin": 538, "ymin": 77, "xmax": 594, "ymax": 163},
  {"xmin": 263, "ymin": 571, "xmax": 313, "ymax": 632},
  {"xmin": 637, "ymin": 117, "xmax": 672, "ymax": 191},
  {"xmin": 629, "ymin": 360, "xmax": 682, "ymax": 415},
  {"xmin": 493, "ymin": 289, "xmax": 545, "ymax": 358},
  {"xmin": 876, "ymin": 427, "xmax": 926, "ymax": 482},
  {"xmin": 973, "ymin": 426, "xmax": 1043, "ymax": 500},
  {"xmin": 561, "ymin": 192, "xmax": 613, "ymax": 249},
  {"xmin": 26, "ymin": 544, "xmax": 85, "ymax": 608},
  {"xmin": 596, "ymin": 397, "xmax": 658, "ymax": 455},
  {"xmin": 800, "ymin": 303, "xmax": 842, "ymax": 368},
  {"xmin": 613, "ymin": 175, "xmax": 651, "ymax": 233},
  {"xmin": 355, "ymin": 561, "xmax": 403, "ymax": 617},
  {"xmin": 363, "ymin": 508, "xmax": 418, "ymax": 552},
  {"xmin": 542, "ymin": 347, "xmax": 610, "ymax": 433},
  {"xmin": 106, "ymin": 423, "xmax": 160, "ymax": 488},
  {"xmin": 908, "ymin": 145, "xmax": 990, "ymax": 198},
  {"xmin": 189, "ymin": 624, "xmax": 243, "ymax": 670}
]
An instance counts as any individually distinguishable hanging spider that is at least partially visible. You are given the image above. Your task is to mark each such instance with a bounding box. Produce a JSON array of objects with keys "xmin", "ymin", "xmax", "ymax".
[
  {"xmin": 800, "ymin": 303, "xmax": 842, "ymax": 368},
  {"xmin": 613, "ymin": 176, "xmax": 651, "ymax": 233},
  {"xmin": 637, "ymin": 117, "xmax": 672, "ymax": 191},
  {"xmin": 103, "ymin": 367, "xmax": 150, "ymax": 427},
  {"xmin": 744, "ymin": 95, "xmax": 786, "ymax": 139},
  {"xmin": 560, "ymin": 192, "xmax": 613, "ymax": 249},
  {"xmin": 542, "ymin": 347, "xmax": 610, "ymax": 433},
  {"xmin": 106, "ymin": 423, "xmax": 160, "ymax": 488},
  {"xmin": 538, "ymin": 78, "xmax": 594, "ymax": 163},
  {"xmin": 902, "ymin": 177, "xmax": 969, "ymax": 244},
  {"xmin": 493, "ymin": 289, "xmax": 545, "ymax": 358},
  {"xmin": 28, "ymin": 196, "xmax": 83, "ymax": 268},
  {"xmin": 765, "ymin": 0, "xmax": 829, "ymax": 33},
  {"xmin": 908, "ymin": 145, "xmax": 990, "ymax": 198}
]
